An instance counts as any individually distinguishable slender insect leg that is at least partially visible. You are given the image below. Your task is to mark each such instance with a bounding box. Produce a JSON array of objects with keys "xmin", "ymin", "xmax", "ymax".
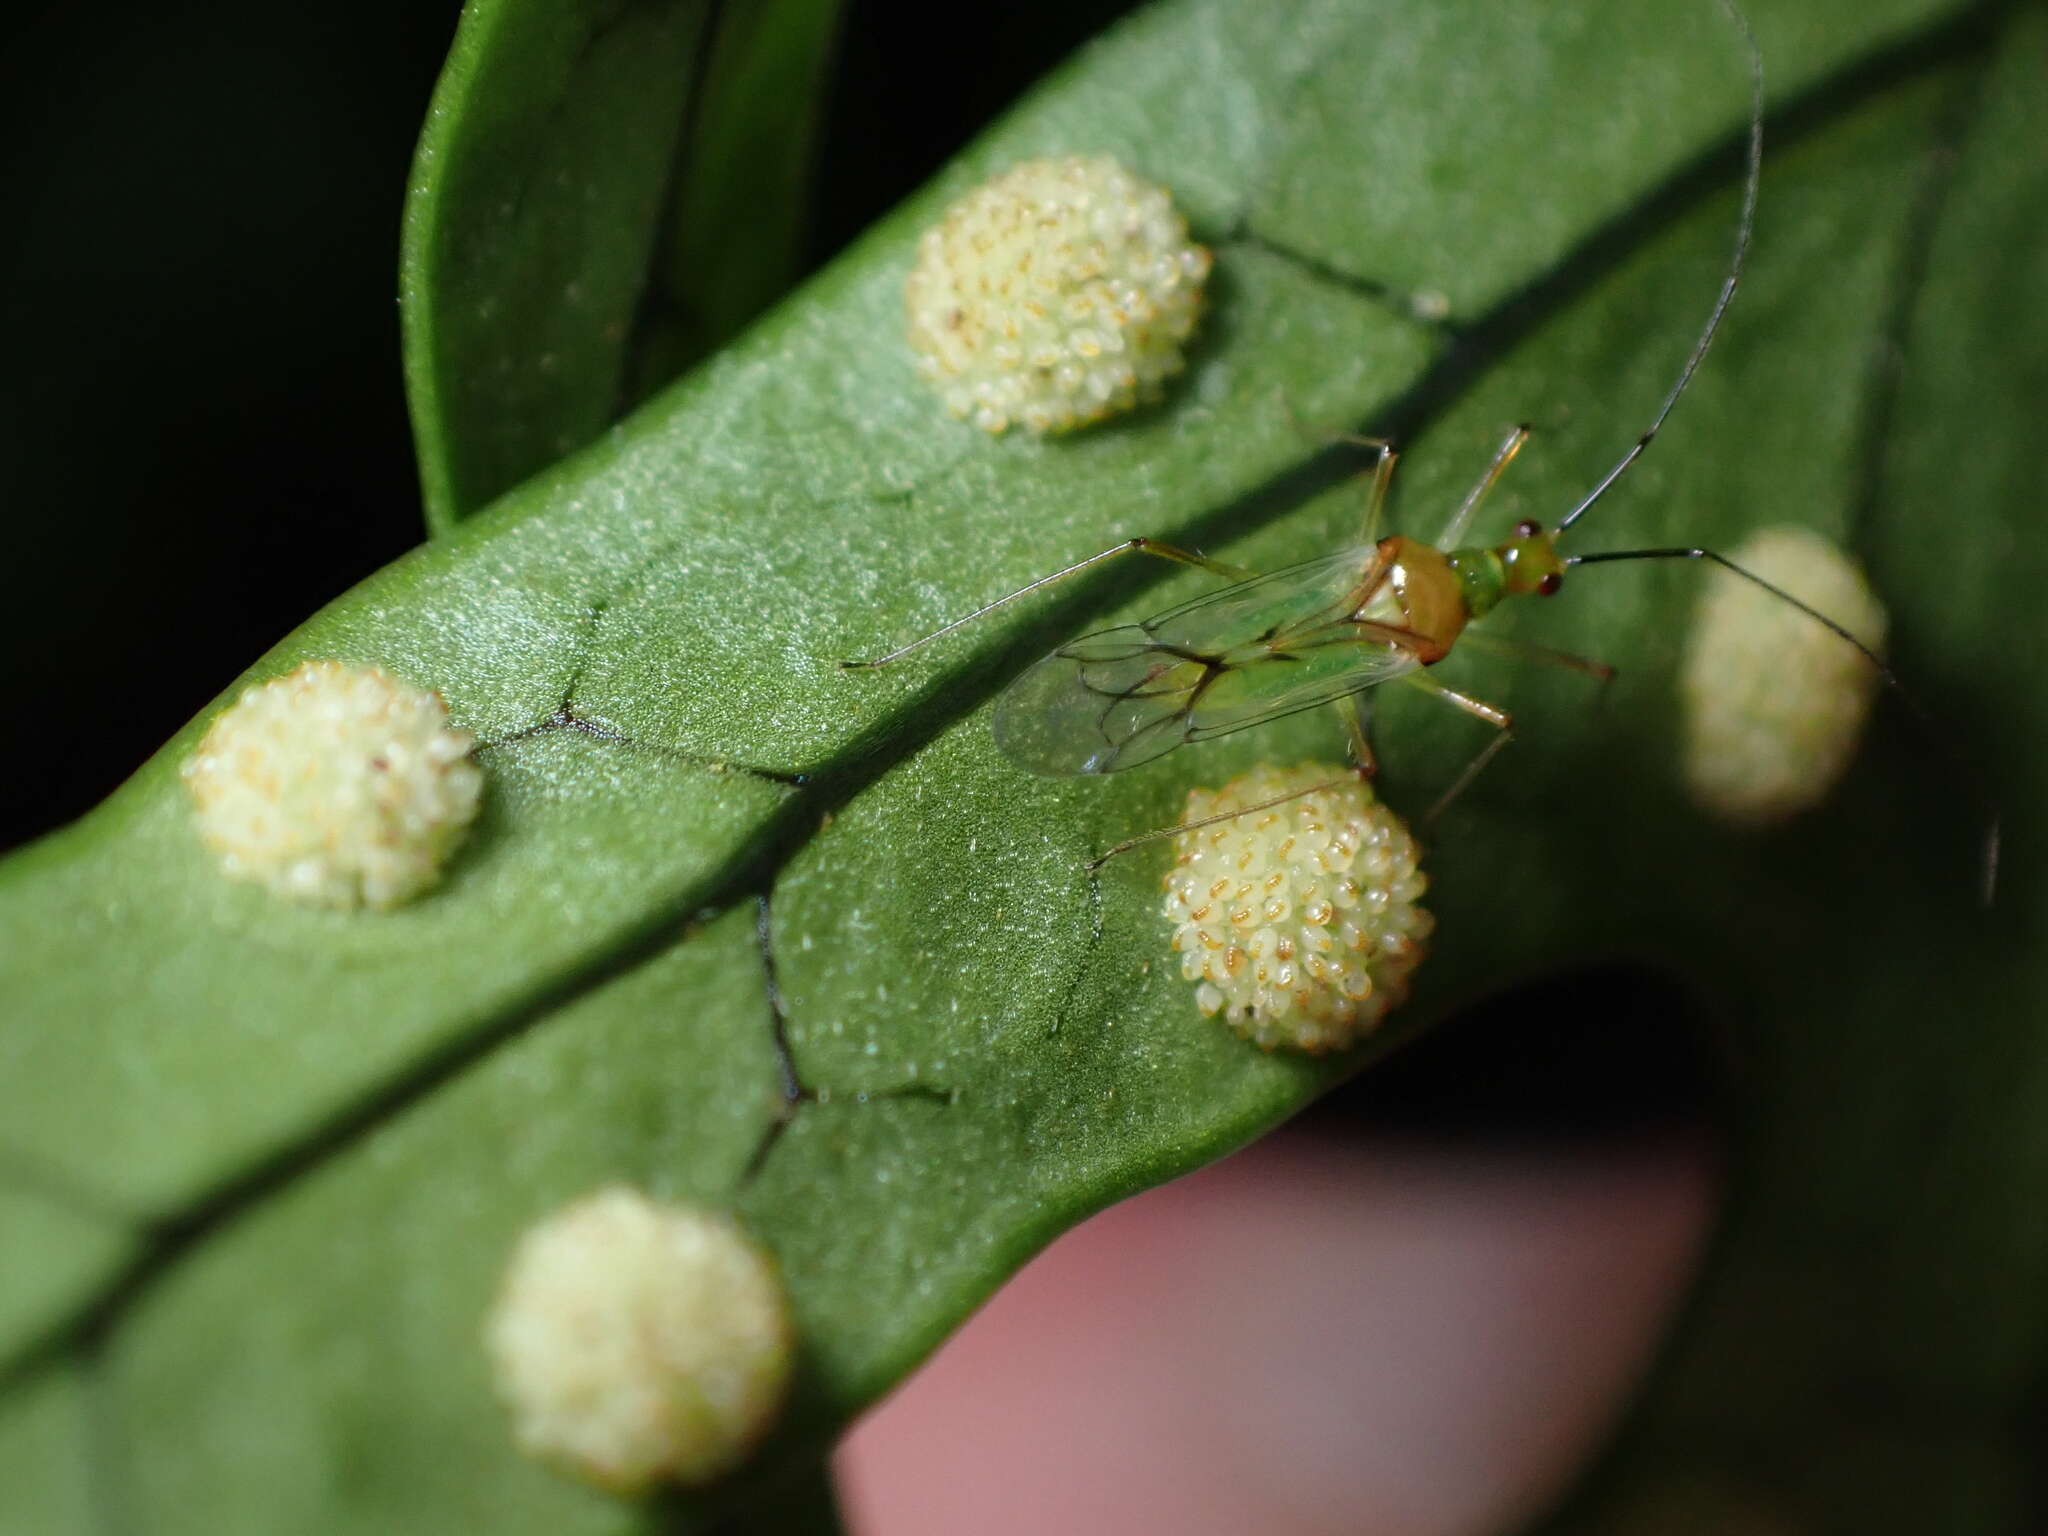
[
  {"xmin": 1084, "ymin": 773, "xmax": 1357, "ymax": 872},
  {"xmin": 1276, "ymin": 392, "xmax": 1393, "ymax": 459},
  {"xmin": 1343, "ymin": 692, "xmax": 1379, "ymax": 780},
  {"xmin": 1457, "ymin": 628, "xmax": 1620, "ymax": 731},
  {"xmin": 1357, "ymin": 442, "xmax": 1398, "ymax": 546},
  {"xmin": 1277, "ymin": 395, "xmax": 1398, "ymax": 543},
  {"xmin": 1458, "ymin": 629, "xmax": 1617, "ymax": 683},
  {"xmin": 1087, "ymin": 633, "xmax": 1435, "ymax": 868},
  {"xmin": 1300, "ymin": 430, "xmax": 1396, "ymax": 544},
  {"xmin": 1433, "ymin": 425, "xmax": 1531, "ymax": 550},
  {"xmin": 840, "ymin": 537, "xmax": 1258, "ymax": 669},
  {"xmin": 1397, "ymin": 671, "xmax": 1515, "ymax": 827}
]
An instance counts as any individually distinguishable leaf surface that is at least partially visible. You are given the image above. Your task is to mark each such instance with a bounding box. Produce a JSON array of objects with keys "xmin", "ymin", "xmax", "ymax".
[
  {"xmin": 0, "ymin": 1364, "xmax": 94, "ymax": 1536},
  {"xmin": 4, "ymin": 0, "xmax": 2042, "ymax": 1530}
]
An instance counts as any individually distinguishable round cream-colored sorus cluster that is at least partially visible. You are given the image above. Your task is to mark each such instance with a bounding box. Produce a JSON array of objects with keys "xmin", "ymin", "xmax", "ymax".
[
  {"xmin": 1680, "ymin": 525, "xmax": 1888, "ymax": 826},
  {"xmin": 1162, "ymin": 763, "xmax": 1432, "ymax": 1053},
  {"xmin": 485, "ymin": 1187, "xmax": 796, "ymax": 1496},
  {"xmin": 904, "ymin": 153, "xmax": 1211, "ymax": 434},
  {"xmin": 181, "ymin": 659, "xmax": 482, "ymax": 909}
]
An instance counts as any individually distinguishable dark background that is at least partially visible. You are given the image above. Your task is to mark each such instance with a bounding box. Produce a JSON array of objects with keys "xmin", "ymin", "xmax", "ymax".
[{"xmin": 0, "ymin": 0, "xmax": 1712, "ymax": 1141}]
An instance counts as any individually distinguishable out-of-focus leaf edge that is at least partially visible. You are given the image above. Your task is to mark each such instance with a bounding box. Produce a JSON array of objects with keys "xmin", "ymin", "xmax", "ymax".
[{"xmin": 401, "ymin": 0, "xmax": 845, "ymax": 533}]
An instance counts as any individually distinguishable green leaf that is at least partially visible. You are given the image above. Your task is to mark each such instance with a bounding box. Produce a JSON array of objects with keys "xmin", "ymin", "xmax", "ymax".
[
  {"xmin": 1545, "ymin": 7, "xmax": 2048, "ymax": 1529},
  {"xmin": 4, "ymin": 0, "xmax": 2042, "ymax": 1530},
  {"xmin": 623, "ymin": 0, "xmax": 846, "ymax": 404},
  {"xmin": 0, "ymin": 1181, "xmax": 135, "ymax": 1362},
  {"xmin": 401, "ymin": 0, "xmax": 844, "ymax": 532},
  {"xmin": 0, "ymin": 1364, "xmax": 95, "ymax": 1536}
]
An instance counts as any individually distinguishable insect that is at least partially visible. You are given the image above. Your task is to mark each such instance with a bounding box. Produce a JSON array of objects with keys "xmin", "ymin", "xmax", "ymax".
[{"xmin": 845, "ymin": 1, "xmax": 1991, "ymax": 887}]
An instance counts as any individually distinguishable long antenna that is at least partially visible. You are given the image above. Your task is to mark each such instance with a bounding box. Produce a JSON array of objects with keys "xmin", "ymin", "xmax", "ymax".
[
  {"xmin": 1554, "ymin": 0, "xmax": 1763, "ymax": 537},
  {"xmin": 1566, "ymin": 545, "xmax": 2002, "ymax": 904}
]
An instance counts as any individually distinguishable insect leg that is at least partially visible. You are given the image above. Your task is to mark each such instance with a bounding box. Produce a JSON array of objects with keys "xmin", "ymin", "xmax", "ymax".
[
  {"xmin": 840, "ymin": 538, "xmax": 1258, "ymax": 669},
  {"xmin": 1397, "ymin": 671, "xmax": 1515, "ymax": 827},
  {"xmin": 1299, "ymin": 431, "xmax": 1396, "ymax": 543},
  {"xmin": 1344, "ymin": 692, "xmax": 1379, "ymax": 780},
  {"xmin": 1084, "ymin": 772, "xmax": 1357, "ymax": 873},
  {"xmin": 1087, "ymin": 637, "xmax": 1432, "ymax": 869},
  {"xmin": 1458, "ymin": 628, "xmax": 1617, "ymax": 684},
  {"xmin": 1358, "ymin": 442, "xmax": 1398, "ymax": 546},
  {"xmin": 1433, "ymin": 424, "xmax": 1531, "ymax": 550},
  {"xmin": 1277, "ymin": 396, "xmax": 1398, "ymax": 543}
]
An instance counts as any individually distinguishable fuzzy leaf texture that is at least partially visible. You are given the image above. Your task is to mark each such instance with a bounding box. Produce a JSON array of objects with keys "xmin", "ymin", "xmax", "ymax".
[{"xmin": 2, "ymin": 0, "xmax": 2044, "ymax": 1532}]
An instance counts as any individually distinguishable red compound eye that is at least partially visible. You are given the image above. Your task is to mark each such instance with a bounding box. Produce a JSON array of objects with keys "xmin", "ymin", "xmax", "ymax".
[
  {"xmin": 1514, "ymin": 518, "xmax": 1542, "ymax": 539},
  {"xmin": 1538, "ymin": 572, "xmax": 1564, "ymax": 597}
]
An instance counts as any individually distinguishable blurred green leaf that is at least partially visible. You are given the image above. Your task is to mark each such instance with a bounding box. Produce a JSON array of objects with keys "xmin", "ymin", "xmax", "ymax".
[
  {"xmin": 401, "ymin": 0, "xmax": 844, "ymax": 532},
  {"xmin": 3, "ymin": 0, "xmax": 2041, "ymax": 1531},
  {"xmin": 1546, "ymin": 5, "xmax": 2048, "ymax": 1530},
  {"xmin": 625, "ymin": 0, "xmax": 845, "ymax": 402},
  {"xmin": 0, "ymin": 1364, "xmax": 94, "ymax": 1535}
]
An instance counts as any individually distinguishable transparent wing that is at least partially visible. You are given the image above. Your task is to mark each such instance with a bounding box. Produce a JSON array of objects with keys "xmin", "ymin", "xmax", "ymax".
[
  {"xmin": 992, "ymin": 627, "xmax": 1205, "ymax": 776},
  {"xmin": 1144, "ymin": 546, "xmax": 1382, "ymax": 650},
  {"xmin": 991, "ymin": 544, "xmax": 1424, "ymax": 777},
  {"xmin": 1181, "ymin": 635, "xmax": 1421, "ymax": 742}
]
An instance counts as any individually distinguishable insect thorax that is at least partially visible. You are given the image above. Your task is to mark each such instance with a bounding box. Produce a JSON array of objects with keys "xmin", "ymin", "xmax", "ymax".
[
  {"xmin": 1445, "ymin": 545, "xmax": 1509, "ymax": 622},
  {"xmin": 1369, "ymin": 536, "xmax": 1468, "ymax": 662}
]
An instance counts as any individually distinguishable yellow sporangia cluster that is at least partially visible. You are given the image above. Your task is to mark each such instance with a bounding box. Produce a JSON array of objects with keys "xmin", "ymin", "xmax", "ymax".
[
  {"xmin": 1163, "ymin": 764, "xmax": 1432, "ymax": 1053},
  {"xmin": 1680, "ymin": 525, "xmax": 1887, "ymax": 826},
  {"xmin": 485, "ymin": 1187, "xmax": 795, "ymax": 1496},
  {"xmin": 182, "ymin": 659, "xmax": 481, "ymax": 908},
  {"xmin": 905, "ymin": 154, "xmax": 1210, "ymax": 434}
]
